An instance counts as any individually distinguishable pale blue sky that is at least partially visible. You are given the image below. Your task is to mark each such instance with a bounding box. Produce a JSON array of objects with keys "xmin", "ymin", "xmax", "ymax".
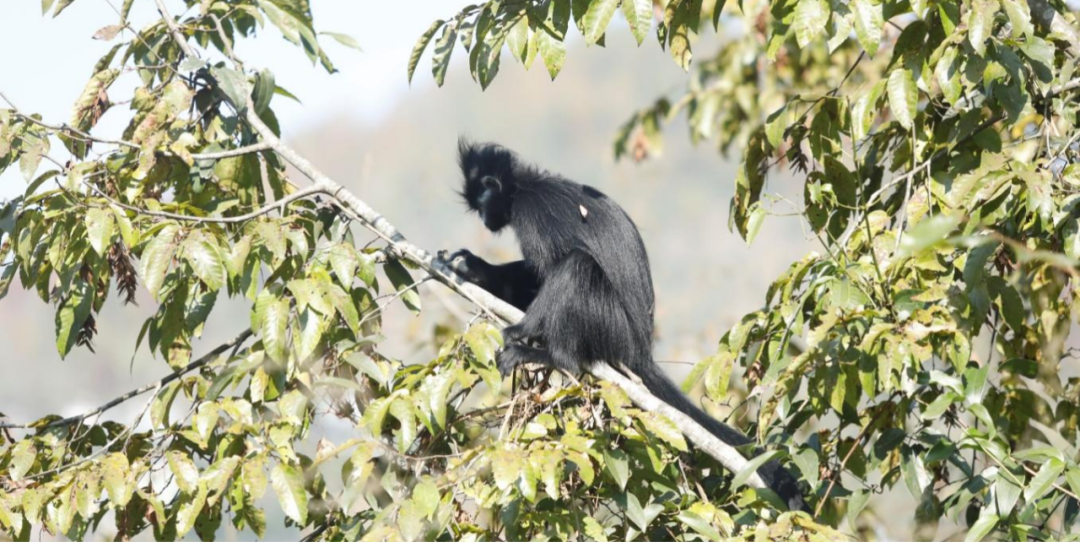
[{"xmin": 0, "ymin": 0, "xmax": 455, "ymax": 196}]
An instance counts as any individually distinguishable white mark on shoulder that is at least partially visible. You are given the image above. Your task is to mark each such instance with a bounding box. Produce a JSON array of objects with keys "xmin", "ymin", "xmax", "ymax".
[{"xmin": 579, "ymin": 205, "xmax": 588, "ymax": 220}]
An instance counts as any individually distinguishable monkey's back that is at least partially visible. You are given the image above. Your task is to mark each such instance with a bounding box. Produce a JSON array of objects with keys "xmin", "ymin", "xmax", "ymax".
[{"xmin": 510, "ymin": 175, "xmax": 655, "ymax": 362}]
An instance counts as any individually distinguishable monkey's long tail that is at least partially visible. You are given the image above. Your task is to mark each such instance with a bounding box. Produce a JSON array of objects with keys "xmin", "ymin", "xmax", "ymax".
[{"xmin": 634, "ymin": 362, "xmax": 808, "ymax": 512}]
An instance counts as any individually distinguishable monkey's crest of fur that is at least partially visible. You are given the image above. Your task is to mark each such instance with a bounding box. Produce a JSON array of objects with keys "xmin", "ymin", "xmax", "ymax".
[{"xmin": 451, "ymin": 139, "xmax": 806, "ymax": 511}]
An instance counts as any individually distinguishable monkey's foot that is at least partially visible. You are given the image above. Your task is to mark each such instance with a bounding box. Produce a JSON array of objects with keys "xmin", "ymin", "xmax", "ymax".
[{"xmin": 496, "ymin": 344, "xmax": 553, "ymax": 376}]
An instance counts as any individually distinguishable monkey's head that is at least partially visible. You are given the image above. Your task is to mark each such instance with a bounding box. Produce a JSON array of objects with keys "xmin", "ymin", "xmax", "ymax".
[{"xmin": 458, "ymin": 139, "xmax": 517, "ymax": 232}]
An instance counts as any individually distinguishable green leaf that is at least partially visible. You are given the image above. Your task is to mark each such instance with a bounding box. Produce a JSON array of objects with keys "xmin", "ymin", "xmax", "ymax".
[
  {"xmin": 168, "ymin": 451, "xmax": 200, "ymax": 494},
  {"xmin": 390, "ymin": 397, "xmax": 417, "ymax": 453},
  {"xmin": 506, "ymin": 14, "xmax": 529, "ymax": 63},
  {"xmin": 887, "ymin": 68, "xmax": 918, "ymax": 130},
  {"xmin": 603, "ymin": 448, "xmax": 630, "ymax": 490},
  {"xmin": 55, "ymin": 281, "xmax": 94, "ymax": 358},
  {"xmin": 666, "ymin": 0, "xmax": 695, "ymax": 70},
  {"xmin": 278, "ymin": 389, "xmax": 309, "ymax": 425},
  {"xmin": 328, "ymin": 243, "xmax": 359, "ymax": 288},
  {"xmin": 765, "ymin": 104, "xmax": 790, "ymax": 150},
  {"xmin": 151, "ymin": 381, "xmax": 181, "ymax": 429},
  {"xmin": 9, "ymin": 440, "xmax": 35, "ymax": 482},
  {"xmin": 183, "ymin": 231, "xmax": 226, "ymax": 291},
  {"xmin": 141, "ymin": 225, "xmax": 178, "ymax": 301},
  {"xmin": 383, "ymin": 259, "xmax": 422, "ymax": 315},
  {"xmin": 1067, "ymin": 468, "xmax": 1080, "ymax": 501},
  {"xmin": 193, "ymin": 402, "xmax": 220, "ymax": 444},
  {"xmin": 968, "ymin": 0, "xmax": 998, "ymax": 55},
  {"xmin": 901, "ymin": 449, "xmax": 931, "ymax": 499},
  {"xmin": 536, "ymin": 26, "xmax": 566, "ymax": 79},
  {"xmin": 19, "ymin": 134, "xmax": 47, "ymax": 182},
  {"xmin": 583, "ymin": 516, "xmax": 610, "ymax": 542},
  {"xmin": 492, "ymin": 448, "xmax": 525, "ymax": 490},
  {"xmin": 622, "ymin": 0, "xmax": 653, "ymax": 45},
  {"xmin": 362, "ymin": 395, "xmax": 395, "ymax": 437},
  {"xmin": 847, "ymin": 490, "xmax": 871, "ymax": 528},
  {"xmin": 920, "ymin": 392, "xmax": 957, "ymax": 420},
  {"xmin": 853, "ymin": 79, "xmax": 886, "ymax": 140},
  {"xmin": 469, "ymin": 23, "xmax": 503, "ymax": 90},
  {"xmin": 1024, "ymin": 459, "xmax": 1064, "ymax": 502},
  {"xmin": 677, "ymin": 511, "xmax": 722, "ymax": 541},
  {"xmin": 101, "ymin": 453, "xmax": 133, "ymax": 507},
  {"xmin": 294, "ymin": 308, "xmax": 326, "ymax": 361},
  {"xmin": 964, "ymin": 512, "xmax": 999, "ymax": 542},
  {"xmin": 1000, "ymin": 0, "xmax": 1033, "ymax": 37},
  {"xmin": 252, "ymin": 69, "xmax": 276, "ymax": 114},
  {"xmin": 638, "ymin": 411, "xmax": 688, "ymax": 451},
  {"xmin": 210, "ymin": 66, "xmax": 250, "ymax": 111},
  {"xmin": 935, "ymin": 46, "xmax": 962, "ymax": 105},
  {"xmin": 320, "ymin": 31, "xmax": 361, "ymax": 50},
  {"xmin": 851, "ymin": 0, "xmax": 884, "ymax": 56},
  {"xmin": 581, "ymin": 0, "xmax": 620, "ymax": 44},
  {"xmin": 52, "ymin": 0, "xmax": 76, "ymax": 17},
  {"xmin": 243, "ymin": 456, "xmax": 269, "ymax": 500},
  {"xmin": 255, "ymin": 288, "xmax": 290, "ymax": 363},
  {"xmin": 412, "ymin": 479, "xmax": 440, "ymax": 518},
  {"xmin": 271, "ymin": 463, "xmax": 308, "ymax": 525},
  {"xmin": 431, "ymin": 23, "xmax": 457, "ymax": 86},
  {"xmin": 110, "ymin": 205, "xmax": 138, "ymax": 248},
  {"xmin": 794, "ymin": 0, "xmax": 831, "ymax": 47},
  {"xmin": 897, "ymin": 214, "xmax": 961, "ymax": 258},
  {"xmin": 732, "ymin": 450, "xmax": 782, "ymax": 490},
  {"xmin": 409, "ymin": 20, "xmax": 444, "ymax": 83}
]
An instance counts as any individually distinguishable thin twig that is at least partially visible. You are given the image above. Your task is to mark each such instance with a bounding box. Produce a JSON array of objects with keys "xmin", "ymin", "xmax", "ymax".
[
  {"xmin": 0, "ymin": 330, "xmax": 251, "ymax": 430},
  {"xmin": 154, "ymin": 0, "xmax": 197, "ymax": 58},
  {"xmin": 0, "ymin": 90, "xmax": 271, "ymax": 160},
  {"xmin": 85, "ymin": 181, "xmax": 324, "ymax": 224}
]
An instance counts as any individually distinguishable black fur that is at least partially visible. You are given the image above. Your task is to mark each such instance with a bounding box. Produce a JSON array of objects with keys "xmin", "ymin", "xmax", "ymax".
[{"xmin": 445, "ymin": 140, "xmax": 805, "ymax": 511}]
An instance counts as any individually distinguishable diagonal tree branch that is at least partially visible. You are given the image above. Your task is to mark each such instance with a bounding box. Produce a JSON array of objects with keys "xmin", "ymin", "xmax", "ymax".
[{"xmin": 235, "ymin": 92, "xmax": 771, "ymax": 491}]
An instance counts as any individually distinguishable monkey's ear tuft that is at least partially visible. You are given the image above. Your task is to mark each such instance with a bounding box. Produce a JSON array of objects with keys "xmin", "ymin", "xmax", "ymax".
[{"xmin": 457, "ymin": 136, "xmax": 476, "ymax": 170}]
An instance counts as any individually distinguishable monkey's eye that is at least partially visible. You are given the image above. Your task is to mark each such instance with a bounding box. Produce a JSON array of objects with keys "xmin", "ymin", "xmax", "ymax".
[{"xmin": 481, "ymin": 176, "xmax": 502, "ymax": 193}]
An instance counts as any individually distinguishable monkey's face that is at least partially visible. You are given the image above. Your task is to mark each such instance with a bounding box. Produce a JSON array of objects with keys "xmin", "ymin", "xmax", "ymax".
[
  {"xmin": 469, "ymin": 175, "xmax": 512, "ymax": 232},
  {"xmin": 459, "ymin": 140, "xmax": 515, "ymax": 232}
]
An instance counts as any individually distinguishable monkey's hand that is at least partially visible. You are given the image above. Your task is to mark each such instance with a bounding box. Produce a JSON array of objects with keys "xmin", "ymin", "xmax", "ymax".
[{"xmin": 438, "ymin": 249, "xmax": 489, "ymax": 285}]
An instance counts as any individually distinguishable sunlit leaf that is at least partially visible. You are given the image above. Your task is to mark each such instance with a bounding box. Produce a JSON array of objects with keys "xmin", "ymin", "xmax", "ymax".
[{"xmin": 271, "ymin": 463, "xmax": 308, "ymax": 525}]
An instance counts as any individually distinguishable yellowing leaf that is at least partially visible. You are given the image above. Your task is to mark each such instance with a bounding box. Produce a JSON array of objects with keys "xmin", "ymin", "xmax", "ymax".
[
  {"xmin": 255, "ymin": 288, "xmax": 290, "ymax": 363},
  {"xmin": 622, "ymin": 0, "xmax": 653, "ymax": 45},
  {"xmin": 852, "ymin": 0, "xmax": 884, "ymax": 56},
  {"xmin": 794, "ymin": 0, "xmax": 831, "ymax": 47},
  {"xmin": 167, "ymin": 451, "xmax": 200, "ymax": 494},
  {"xmin": 271, "ymin": 463, "xmax": 308, "ymax": 525},
  {"xmin": 580, "ymin": 0, "xmax": 620, "ymax": 44},
  {"xmin": 183, "ymin": 230, "xmax": 226, "ymax": 291},
  {"xmin": 101, "ymin": 453, "xmax": 133, "ymax": 507}
]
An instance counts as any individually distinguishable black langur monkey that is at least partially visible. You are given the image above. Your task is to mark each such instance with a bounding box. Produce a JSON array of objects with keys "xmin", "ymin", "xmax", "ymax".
[{"xmin": 442, "ymin": 140, "xmax": 805, "ymax": 511}]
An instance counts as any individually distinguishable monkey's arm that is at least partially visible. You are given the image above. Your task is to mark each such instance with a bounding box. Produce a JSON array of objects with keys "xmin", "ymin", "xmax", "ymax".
[{"xmin": 439, "ymin": 249, "xmax": 540, "ymax": 311}]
